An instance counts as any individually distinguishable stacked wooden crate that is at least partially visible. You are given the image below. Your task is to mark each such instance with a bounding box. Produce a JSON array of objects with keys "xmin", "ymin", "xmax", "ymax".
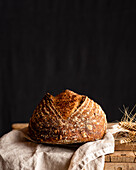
[{"xmin": 104, "ymin": 138, "xmax": 136, "ymax": 169}]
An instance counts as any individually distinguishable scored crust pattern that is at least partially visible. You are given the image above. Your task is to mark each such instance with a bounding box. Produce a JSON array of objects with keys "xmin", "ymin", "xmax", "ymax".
[{"xmin": 29, "ymin": 89, "xmax": 107, "ymax": 144}]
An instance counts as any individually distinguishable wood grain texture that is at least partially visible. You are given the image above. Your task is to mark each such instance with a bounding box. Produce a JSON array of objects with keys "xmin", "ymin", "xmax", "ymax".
[
  {"xmin": 105, "ymin": 151, "xmax": 136, "ymax": 163},
  {"xmin": 104, "ymin": 163, "xmax": 136, "ymax": 170},
  {"xmin": 115, "ymin": 141, "xmax": 136, "ymax": 151},
  {"xmin": 12, "ymin": 123, "xmax": 28, "ymax": 130},
  {"xmin": 105, "ymin": 154, "xmax": 111, "ymax": 162}
]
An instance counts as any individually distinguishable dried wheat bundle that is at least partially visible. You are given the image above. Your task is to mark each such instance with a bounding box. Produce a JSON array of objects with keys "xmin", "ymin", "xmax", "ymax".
[{"xmin": 117, "ymin": 105, "xmax": 136, "ymax": 144}]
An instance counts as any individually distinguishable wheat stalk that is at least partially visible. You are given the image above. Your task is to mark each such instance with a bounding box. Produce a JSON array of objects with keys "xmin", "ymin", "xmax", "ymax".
[{"xmin": 118, "ymin": 105, "xmax": 136, "ymax": 144}]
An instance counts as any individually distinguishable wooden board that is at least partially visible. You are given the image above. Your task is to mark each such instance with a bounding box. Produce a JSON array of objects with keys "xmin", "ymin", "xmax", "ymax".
[
  {"xmin": 104, "ymin": 163, "xmax": 136, "ymax": 170},
  {"xmin": 105, "ymin": 151, "xmax": 136, "ymax": 163},
  {"xmin": 115, "ymin": 141, "xmax": 136, "ymax": 151},
  {"xmin": 12, "ymin": 123, "xmax": 28, "ymax": 130}
]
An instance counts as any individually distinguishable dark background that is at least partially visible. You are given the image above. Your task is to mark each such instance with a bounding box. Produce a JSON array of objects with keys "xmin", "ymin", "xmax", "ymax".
[{"xmin": 0, "ymin": 1, "xmax": 136, "ymax": 137}]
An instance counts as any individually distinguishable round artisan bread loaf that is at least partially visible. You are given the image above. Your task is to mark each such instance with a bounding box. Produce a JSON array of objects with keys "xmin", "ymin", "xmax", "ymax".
[{"xmin": 28, "ymin": 90, "xmax": 107, "ymax": 144}]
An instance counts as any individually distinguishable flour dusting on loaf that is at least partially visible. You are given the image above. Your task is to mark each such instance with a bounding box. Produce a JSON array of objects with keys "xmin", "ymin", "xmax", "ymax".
[{"xmin": 29, "ymin": 89, "xmax": 107, "ymax": 144}]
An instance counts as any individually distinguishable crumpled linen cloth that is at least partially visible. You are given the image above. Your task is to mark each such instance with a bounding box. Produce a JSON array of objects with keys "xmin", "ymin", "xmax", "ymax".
[{"xmin": 0, "ymin": 130, "xmax": 114, "ymax": 170}]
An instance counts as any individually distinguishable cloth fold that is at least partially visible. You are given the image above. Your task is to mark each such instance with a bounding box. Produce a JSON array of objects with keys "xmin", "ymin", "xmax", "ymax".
[
  {"xmin": 0, "ymin": 130, "xmax": 114, "ymax": 170},
  {"xmin": 68, "ymin": 132, "xmax": 114, "ymax": 170}
]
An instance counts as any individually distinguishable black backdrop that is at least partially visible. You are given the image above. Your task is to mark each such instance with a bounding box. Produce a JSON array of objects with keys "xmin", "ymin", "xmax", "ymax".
[{"xmin": 0, "ymin": 1, "xmax": 136, "ymax": 136}]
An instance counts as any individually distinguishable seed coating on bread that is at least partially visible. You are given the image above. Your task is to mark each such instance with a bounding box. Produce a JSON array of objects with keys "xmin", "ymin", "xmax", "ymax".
[{"xmin": 29, "ymin": 89, "xmax": 107, "ymax": 144}]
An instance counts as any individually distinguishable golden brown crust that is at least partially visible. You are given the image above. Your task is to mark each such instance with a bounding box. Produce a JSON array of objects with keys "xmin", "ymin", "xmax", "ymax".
[
  {"xmin": 52, "ymin": 90, "xmax": 83, "ymax": 119},
  {"xmin": 28, "ymin": 89, "xmax": 107, "ymax": 144}
]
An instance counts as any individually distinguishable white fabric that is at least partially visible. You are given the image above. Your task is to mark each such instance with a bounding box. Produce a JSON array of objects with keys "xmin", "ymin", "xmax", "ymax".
[{"xmin": 0, "ymin": 130, "xmax": 114, "ymax": 170}]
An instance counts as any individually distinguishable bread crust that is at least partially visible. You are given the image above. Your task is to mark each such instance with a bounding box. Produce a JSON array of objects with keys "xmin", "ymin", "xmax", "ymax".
[{"xmin": 29, "ymin": 90, "xmax": 107, "ymax": 144}]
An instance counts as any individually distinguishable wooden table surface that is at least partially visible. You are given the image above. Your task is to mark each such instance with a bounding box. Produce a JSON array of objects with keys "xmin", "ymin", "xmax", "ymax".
[{"xmin": 12, "ymin": 123, "xmax": 136, "ymax": 170}]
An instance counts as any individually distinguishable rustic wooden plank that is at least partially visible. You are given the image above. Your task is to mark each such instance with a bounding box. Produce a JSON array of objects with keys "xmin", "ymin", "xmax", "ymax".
[
  {"xmin": 104, "ymin": 162, "xmax": 136, "ymax": 170},
  {"xmin": 110, "ymin": 151, "xmax": 135, "ymax": 163},
  {"xmin": 115, "ymin": 141, "xmax": 136, "ymax": 151},
  {"xmin": 105, "ymin": 151, "xmax": 136, "ymax": 163},
  {"xmin": 105, "ymin": 154, "xmax": 111, "ymax": 162},
  {"xmin": 12, "ymin": 123, "xmax": 28, "ymax": 130}
]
